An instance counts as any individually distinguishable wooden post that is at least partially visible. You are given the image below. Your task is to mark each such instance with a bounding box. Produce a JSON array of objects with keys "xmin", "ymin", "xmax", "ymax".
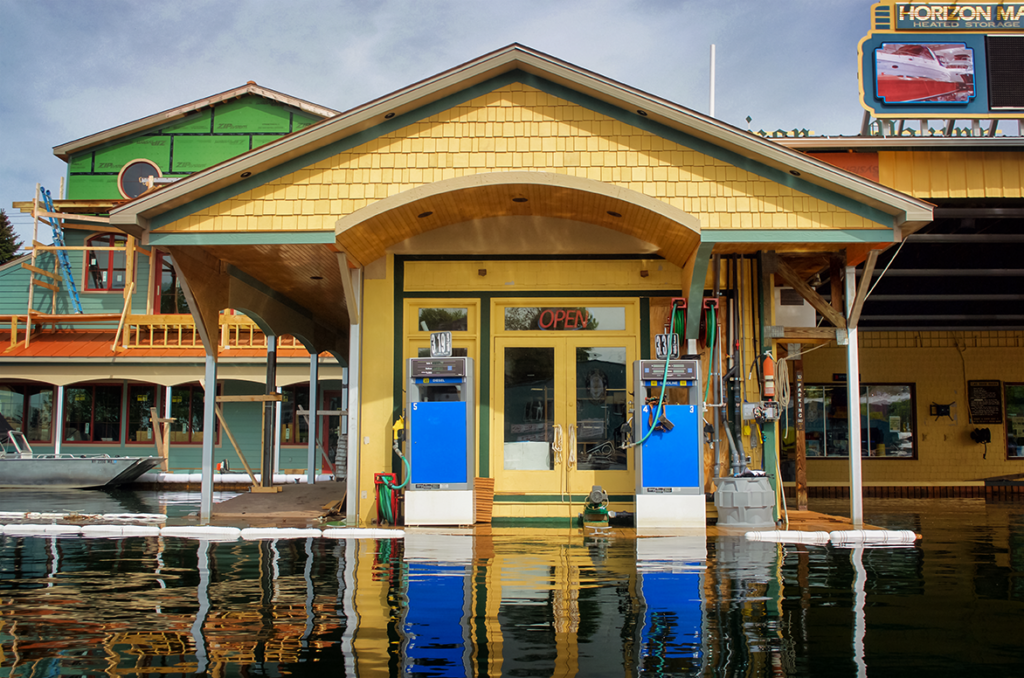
[
  {"xmin": 149, "ymin": 406, "xmax": 173, "ymax": 471},
  {"xmin": 213, "ymin": 405, "xmax": 259, "ymax": 487},
  {"xmin": 793, "ymin": 354, "xmax": 808, "ymax": 511}
]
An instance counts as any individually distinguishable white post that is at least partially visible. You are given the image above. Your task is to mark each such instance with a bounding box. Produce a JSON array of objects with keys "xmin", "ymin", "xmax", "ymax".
[
  {"xmin": 274, "ymin": 386, "xmax": 282, "ymax": 475},
  {"xmin": 54, "ymin": 385, "xmax": 65, "ymax": 457},
  {"xmin": 844, "ymin": 265, "xmax": 863, "ymax": 527},
  {"xmin": 307, "ymin": 354, "xmax": 319, "ymax": 484},
  {"xmin": 346, "ymin": 268, "xmax": 363, "ymax": 526},
  {"xmin": 200, "ymin": 355, "xmax": 217, "ymax": 522},
  {"xmin": 709, "ymin": 44, "xmax": 716, "ymax": 119}
]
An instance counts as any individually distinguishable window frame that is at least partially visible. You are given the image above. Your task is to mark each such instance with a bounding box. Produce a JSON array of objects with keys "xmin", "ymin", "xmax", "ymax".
[
  {"xmin": 63, "ymin": 383, "xmax": 124, "ymax": 444},
  {"xmin": 84, "ymin": 233, "xmax": 132, "ymax": 292},
  {"xmin": 1004, "ymin": 382, "xmax": 1024, "ymax": 460},
  {"xmin": 279, "ymin": 384, "xmax": 312, "ymax": 446},
  {"xmin": 168, "ymin": 382, "xmax": 219, "ymax": 446},
  {"xmin": 152, "ymin": 250, "xmax": 190, "ymax": 314},
  {"xmin": 126, "ymin": 383, "xmax": 159, "ymax": 445},
  {"xmin": 802, "ymin": 382, "xmax": 918, "ymax": 460},
  {"xmin": 0, "ymin": 383, "xmax": 55, "ymax": 443}
]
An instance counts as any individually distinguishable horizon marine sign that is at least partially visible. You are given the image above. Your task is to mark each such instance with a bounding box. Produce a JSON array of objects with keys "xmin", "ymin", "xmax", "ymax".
[{"xmin": 860, "ymin": 2, "xmax": 1024, "ymax": 118}]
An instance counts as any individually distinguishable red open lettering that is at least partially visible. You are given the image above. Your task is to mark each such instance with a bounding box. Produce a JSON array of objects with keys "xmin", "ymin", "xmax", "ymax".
[{"xmin": 539, "ymin": 309, "xmax": 555, "ymax": 329}]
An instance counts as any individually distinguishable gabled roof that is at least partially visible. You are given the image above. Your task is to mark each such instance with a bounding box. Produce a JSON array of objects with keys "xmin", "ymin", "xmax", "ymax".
[
  {"xmin": 111, "ymin": 44, "xmax": 933, "ymax": 231},
  {"xmin": 53, "ymin": 82, "xmax": 339, "ymax": 161}
]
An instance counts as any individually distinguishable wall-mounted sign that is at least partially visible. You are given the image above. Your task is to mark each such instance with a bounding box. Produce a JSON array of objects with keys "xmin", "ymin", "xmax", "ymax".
[
  {"xmin": 895, "ymin": 3, "xmax": 1024, "ymax": 30},
  {"xmin": 654, "ymin": 333, "xmax": 680, "ymax": 360},
  {"xmin": 429, "ymin": 331, "xmax": 452, "ymax": 358},
  {"xmin": 968, "ymin": 380, "xmax": 1003, "ymax": 424},
  {"xmin": 859, "ymin": 2, "xmax": 1024, "ymax": 118}
]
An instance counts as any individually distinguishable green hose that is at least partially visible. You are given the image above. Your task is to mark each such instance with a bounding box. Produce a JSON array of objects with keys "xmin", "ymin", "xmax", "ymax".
[
  {"xmin": 632, "ymin": 304, "xmax": 679, "ymax": 448},
  {"xmin": 704, "ymin": 304, "xmax": 716, "ymax": 402},
  {"xmin": 377, "ymin": 448, "xmax": 411, "ymax": 525}
]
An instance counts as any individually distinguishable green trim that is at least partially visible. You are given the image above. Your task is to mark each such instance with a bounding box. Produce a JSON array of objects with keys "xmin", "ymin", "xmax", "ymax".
[
  {"xmin": 685, "ymin": 242, "xmax": 716, "ymax": 341},
  {"xmin": 478, "ymin": 301, "xmax": 491, "ymax": 478},
  {"xmin": 519, "ymin": 72, "xmax": 895, "ymax": 228},
  {"xmin": 150, "ymin": 69, "xmax": 895, "ymax": 232},
  {"xmin": 493, "ymin": 493, "xmax": 634, "ymax": 503},
  {"xmin": 703, "ymin": 229, "xmax": 896, "ymax": 243},
  {"xmin": 404, "ymin": 289, "xmax": 680, "ymax": 299},
  {"xmin": 393, "ymin": 257, "xmax": 405, "ymax": 477},
  {"xmin": 640, "ymin": 297, "xmax": 651, "ymax": 361},
  {"xmin": 151, "ymin": 72, "xmax": 524, "ymax": 229},
  {"xmin": 148, "ymin": 231, "xmax": 335, "ymax": 246},
  {"xmin": 225, "ymin": 264, "xmax": 314, "ymax": 320}
]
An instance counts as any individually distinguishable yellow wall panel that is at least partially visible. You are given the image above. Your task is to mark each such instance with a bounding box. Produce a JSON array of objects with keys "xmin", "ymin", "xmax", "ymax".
[{"xmin": 159, "ymin": 83, "xmax": 878, "ymax": 235}]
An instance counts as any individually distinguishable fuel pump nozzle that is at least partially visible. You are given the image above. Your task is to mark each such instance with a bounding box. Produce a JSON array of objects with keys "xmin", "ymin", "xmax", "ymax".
[{"xmin": 392, "ymin": 416, "xmax": 406, "ymax": 457}]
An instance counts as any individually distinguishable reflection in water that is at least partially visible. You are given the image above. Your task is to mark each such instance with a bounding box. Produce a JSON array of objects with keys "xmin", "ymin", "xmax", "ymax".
[{"xmin": 0, "ymin": 500, "xmax": 1022, "ymax": 676}]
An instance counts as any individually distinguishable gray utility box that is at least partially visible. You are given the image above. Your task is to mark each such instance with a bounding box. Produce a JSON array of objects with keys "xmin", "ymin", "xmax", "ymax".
[{"xmin": 715, "ymin": 477, "xmax": 776, "ymax": 528}]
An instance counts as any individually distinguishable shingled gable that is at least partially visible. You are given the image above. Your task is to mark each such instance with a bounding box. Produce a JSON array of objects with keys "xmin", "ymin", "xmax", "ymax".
[{"xmin": 53, "ymin": 82, "xmax": 339, "ymax": 162}]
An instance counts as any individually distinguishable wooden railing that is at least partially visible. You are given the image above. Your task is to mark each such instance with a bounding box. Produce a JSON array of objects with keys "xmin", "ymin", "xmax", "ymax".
[{"xmin": 122, "ymin": 314, "xmax": 304, "ymax": 350}]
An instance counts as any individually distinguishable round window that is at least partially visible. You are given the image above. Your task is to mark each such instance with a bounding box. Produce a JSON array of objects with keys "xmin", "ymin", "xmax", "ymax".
[{"xmin": 117, "ymin": 159, "xmax": 162, "ymax": 199}]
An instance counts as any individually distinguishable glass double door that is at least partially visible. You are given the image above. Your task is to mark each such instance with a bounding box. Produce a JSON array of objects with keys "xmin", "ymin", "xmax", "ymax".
[{"xmin": 496, "ymin": 336, "xmax": 635, "ymax": 496}]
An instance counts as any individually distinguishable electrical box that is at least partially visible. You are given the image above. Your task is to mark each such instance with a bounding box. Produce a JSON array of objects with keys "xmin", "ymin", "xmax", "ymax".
[
  {"xmin": 633, "ymin": 359, "xmax": 705, "ymax": 529},
  {"xmin": 405, "ymin": 356, "xmax": 476, "ymax": 525},
  {"xmin": 773, "ymin": 287, "xmax": 816, "ymax": 328}
]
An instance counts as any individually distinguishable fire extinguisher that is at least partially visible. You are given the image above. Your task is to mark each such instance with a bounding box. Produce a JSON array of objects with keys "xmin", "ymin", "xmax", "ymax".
[{"xmin": 761, "ymin": 352, "xmax": 775, "ymax": 399}]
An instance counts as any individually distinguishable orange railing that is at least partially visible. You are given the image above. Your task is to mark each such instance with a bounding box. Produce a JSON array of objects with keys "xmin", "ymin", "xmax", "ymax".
[{"xmin": 122, "ymin": 314, "xmax": 305, "ymax": 351}]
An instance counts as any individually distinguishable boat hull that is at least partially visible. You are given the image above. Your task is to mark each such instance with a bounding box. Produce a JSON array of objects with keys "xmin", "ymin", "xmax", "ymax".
[{"xmin": 0, "ymin": 456, "xmax": 162, "ymax": 489}]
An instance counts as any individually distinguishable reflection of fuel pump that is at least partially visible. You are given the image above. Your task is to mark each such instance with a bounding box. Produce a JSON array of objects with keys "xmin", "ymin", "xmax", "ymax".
[
  {"xmin": 405, "ymin": 356, "xmax": 476, "ymax": 526},
  {"xmin": 633, "ymin": 359, "xmax": 705, "ymax": 528}
]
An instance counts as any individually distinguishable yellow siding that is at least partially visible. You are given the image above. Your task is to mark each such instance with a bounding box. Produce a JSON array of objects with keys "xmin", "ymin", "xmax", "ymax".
[
  {"xmin": 879, "ymin": 150, "xmax": 1024, "ymax": 199},
  {"xmin": 357, "ymin": 255, "xmax": 397, "ymax": 524},
  {"xmin": 801, "ymin": 331, "xmax": 1024, "ymax": 484},
  {"xmin": 404, "ymin": 259, "xmax": 684, "ymax": 292},
  {"xmin": 160, "ymin": 83, "xmax": 874, "ymax": 234}
]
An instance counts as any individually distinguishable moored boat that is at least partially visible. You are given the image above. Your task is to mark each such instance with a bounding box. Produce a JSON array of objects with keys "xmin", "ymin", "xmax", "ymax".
[{"xmin": 0, "ymin": 455, "xmax": 162, "ymax": 489}]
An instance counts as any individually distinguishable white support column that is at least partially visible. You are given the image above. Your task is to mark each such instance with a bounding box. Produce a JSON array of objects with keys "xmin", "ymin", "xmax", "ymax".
[
  {"xmin": 346, "ymin": 268, "xmax": 363, "ymax": 526},
  {"xmin": 274, "ymin": 386, "xmax": 282, "ymax": 475},
  {"xmin": 54, "ymin": 385, "xmax": 65, "ymax": 457},
  {"xmin": 844, "ymin": 265, "xmax": 864, "ymax": 527},
  {"xmin": 200, "ymin": 354, "xmax": 218, "ymax": 522},
  {"xmin": 307, "ymin": 354, "xmax": 320, "ymax": 484}
]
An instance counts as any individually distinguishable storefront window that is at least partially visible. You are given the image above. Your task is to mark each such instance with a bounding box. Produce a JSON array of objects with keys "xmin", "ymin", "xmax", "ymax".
[
  {"xmin": 154, "ymin": 251, "xmax": 189, "ymax": 313},
  {"xmin": 64, "ymin": 384, "xmax": 122, "ymax": 443},
  {"xmin": 1005, "ymin": 383, "xmax": 1024, "ymax": 459},
  {"xmin": 127, "ymin": 384, "xmax": 158, "ymax": 444},
  {"xmin": 418, "ymin": 308, "xmax": 468, "ymax": 332},
  {"xmin": 0, "ymin": 384, "xmax": 53, "ymax": 442},
  {"xmin": 804, "ymin": 384, "xmax": 916, "ymax": 458},
  {"xmin": 504, "ymin": 307, "xmax": 626, "ymax": 331}
]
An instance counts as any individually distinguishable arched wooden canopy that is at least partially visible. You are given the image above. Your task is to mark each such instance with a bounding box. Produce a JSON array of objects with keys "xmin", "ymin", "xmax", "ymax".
[{"xmin": 335, "ymin": 171, "xmax": 702, "ymax": 268}]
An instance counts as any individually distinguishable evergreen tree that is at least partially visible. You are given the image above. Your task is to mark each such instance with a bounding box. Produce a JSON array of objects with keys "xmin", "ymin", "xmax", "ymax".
[{"xmin": 0, "ymin": 209, "xmax": 24, "ymax": 264}]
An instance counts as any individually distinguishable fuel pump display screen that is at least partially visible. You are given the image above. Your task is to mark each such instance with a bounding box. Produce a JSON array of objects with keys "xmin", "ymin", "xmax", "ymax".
[
  {"xmin": 638, "ymin": 360, "xmax": 697, "ymax": 382},
  {"xmin": 411, "ymin": 359, "xmax": 467, "ymax": 378}
]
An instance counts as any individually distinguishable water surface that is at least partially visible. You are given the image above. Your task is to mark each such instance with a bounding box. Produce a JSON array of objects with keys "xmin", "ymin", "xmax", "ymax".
[{"xmin": 1, "ymin": 498, "xmax": 1021, "ymax": 676}]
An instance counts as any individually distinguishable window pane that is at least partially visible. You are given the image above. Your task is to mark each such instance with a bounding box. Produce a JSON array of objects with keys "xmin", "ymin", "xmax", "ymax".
[
  {"xmin": 93, "ymin": 385, "xmax": 122, "ymax": 442},
  {"xmin": 1006, "ymin": 384, "xmax": 1024, "ymax": 458},
  {"xmin": 867, "ymin": 385, "xmax": 914, "ymax": 457},
  {"xmin": 504, "ymin": 307, "xmax": 626, "ymax": 331},
  {"xmin": 25, "ymin": 386, "xmax": 52, "ymax": 442},
  {"xmin": 190, "ymin": 387, "xmax": 205, "ymax": 443},
  {"xmin": 128, "ymin": 385, "xmax": 156, "ymax": 443},
  {"xmin": 576, "ymin": 347, "xmax": 628, "ymax": 471},
  {"xmin": 87, "ymin": 248, "xmax": 110, "ymax": 290},
  {"xmin": 504, "ymin": 347, "xmax": 555, "ymax": 471},
  {"xmin": 0, "ymin": 385, "xmax": 24, "ymax": 435},
  {"xmin": 64, "ymin": 387, "xmax": 92, "ymax": 441},
  {"xmin": 418, "ymin": 308, "xmax": 468, "ymax": 332},
  {"xmin": 170, "ymin": 386, "xmax": 194, "ymax": 443}
]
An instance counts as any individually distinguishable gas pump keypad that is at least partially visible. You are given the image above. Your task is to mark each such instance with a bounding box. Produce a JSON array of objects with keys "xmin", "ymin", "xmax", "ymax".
[
  {"xmin": 410, "ymin": 358, "xmax": 467, "ymax": 378},
  {"xmin": 638, "ymin": 360, "xmax": 697, "ymax": 382}
]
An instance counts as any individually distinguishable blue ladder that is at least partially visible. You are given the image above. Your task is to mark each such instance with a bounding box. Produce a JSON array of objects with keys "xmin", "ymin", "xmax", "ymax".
[{"xmin": 39, "ymin": 187, "xmax": 83, "ymax": 314}]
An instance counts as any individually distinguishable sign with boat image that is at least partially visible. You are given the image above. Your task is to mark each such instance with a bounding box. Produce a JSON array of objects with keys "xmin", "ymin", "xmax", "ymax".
[{"xmin": 859, "ymin": 3, "xmax": 1024, "ymax": 117}]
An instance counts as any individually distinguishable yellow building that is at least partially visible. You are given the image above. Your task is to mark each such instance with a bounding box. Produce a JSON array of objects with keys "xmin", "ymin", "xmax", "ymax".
[{"xmin": 99, "ymin": 45, "xmax": 1021, "ymax": 524}]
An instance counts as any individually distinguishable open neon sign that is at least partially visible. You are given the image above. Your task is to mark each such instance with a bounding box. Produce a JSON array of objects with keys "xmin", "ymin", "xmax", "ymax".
[{"xmin": 538, "ymin": 308, "xmax": 590, "ymax": 330}]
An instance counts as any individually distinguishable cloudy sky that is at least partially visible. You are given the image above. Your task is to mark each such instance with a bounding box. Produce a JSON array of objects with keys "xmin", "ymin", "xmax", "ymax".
[{"xmin": 1, "ymin": 0, "xmax": 875, "ymax": 246}]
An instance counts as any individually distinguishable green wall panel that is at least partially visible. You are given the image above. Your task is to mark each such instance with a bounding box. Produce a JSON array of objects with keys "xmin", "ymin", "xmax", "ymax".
[
  {"xmin": 293, "ymin": 113, "xmax": 319, "ymax": 131},
  {"xmin": 172, "ymin": 137, "xmax": 250, "ymax": 172},
  {"xmin": 68, "ymin": 153, "xmax": 92, "ymax": 173},
  {"xmin": 67, "ymin": 175, "xmax": 119, "ymax": 200},
  {"xmin": 252, "ymin": 135, "xmax": 284, "ymax": 149},
  {"xmin": 159, "ymin": 110, "xmax": 212, "ymax": 134},
  {"xmin": 93, "ymin": 137, "xmax": 171, "ymax": 173},
  {"xmin": 213, "ymin": 98, "xmax": 291, "ymax": 134}
]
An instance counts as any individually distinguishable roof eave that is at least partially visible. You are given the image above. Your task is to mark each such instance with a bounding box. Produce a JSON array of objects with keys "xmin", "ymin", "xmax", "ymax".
[{"xmin": 111, "ymin": 45, "xmax": 934, "ymax": 231}]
